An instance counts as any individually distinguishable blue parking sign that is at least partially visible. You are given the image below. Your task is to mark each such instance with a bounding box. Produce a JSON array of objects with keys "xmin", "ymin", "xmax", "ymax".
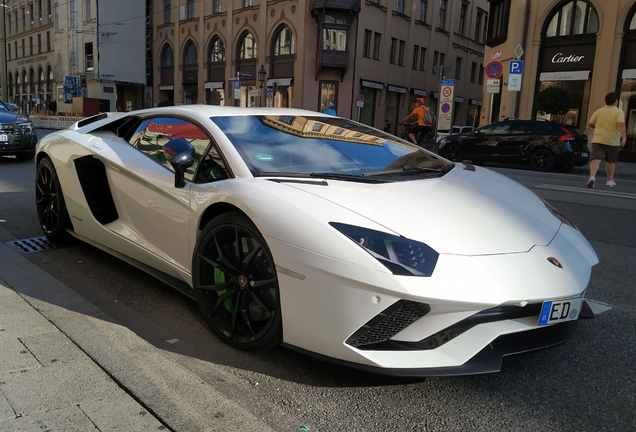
[{"xmin": 510, "ymin": 60, "xmax": 524, "ymax": 75}]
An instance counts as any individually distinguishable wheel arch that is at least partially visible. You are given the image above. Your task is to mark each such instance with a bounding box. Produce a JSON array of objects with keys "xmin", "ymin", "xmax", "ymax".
[{"xmin": 198, "ymin": 202, "xmax": 248, "ymax": 232}]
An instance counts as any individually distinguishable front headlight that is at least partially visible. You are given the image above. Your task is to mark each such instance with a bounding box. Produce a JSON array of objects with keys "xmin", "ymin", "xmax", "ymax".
[
  {"xmin": 17, "ymin": 122, "xmax": 33, "ymax": 133},
  {"xmin": 330, "ymin": 223, "xmax": 438, "ymax": 276}
]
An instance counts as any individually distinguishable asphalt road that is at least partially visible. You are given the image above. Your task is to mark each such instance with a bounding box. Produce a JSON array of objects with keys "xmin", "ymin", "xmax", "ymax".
[{"xmin": 0, "ymin": 129, "xmax": 634, "ymax": 431}]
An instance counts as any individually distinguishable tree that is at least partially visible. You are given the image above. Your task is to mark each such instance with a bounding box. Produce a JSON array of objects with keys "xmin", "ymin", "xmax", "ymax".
[{"xmin": 535, "ymin": 86, "xmax": 573, "ymax": 116}]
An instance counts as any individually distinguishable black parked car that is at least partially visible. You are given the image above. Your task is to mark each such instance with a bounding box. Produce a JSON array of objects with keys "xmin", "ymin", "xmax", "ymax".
[
  {"xmin": 438, "ymin": 118, "xmax": 589, "ymax": 172},
  {"xmin": 0, "ymin": 100, "xmax": 38, "ymax": 161}
]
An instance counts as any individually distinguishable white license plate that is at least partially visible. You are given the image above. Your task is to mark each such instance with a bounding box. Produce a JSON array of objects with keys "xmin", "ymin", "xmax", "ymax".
[
  {"xmin": 538, "ymin": 297, "xmax": 584, "ymax": 326},
  {"xmin": 581, "ymin": 152, "xmax": 589, "ymax": 157},
  {"xmin": 0, "ymin": 134, "xmax": 7, "ymax": 142}
]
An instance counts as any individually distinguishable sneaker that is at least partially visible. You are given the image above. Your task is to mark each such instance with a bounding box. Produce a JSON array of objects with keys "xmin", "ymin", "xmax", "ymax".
[
  {"xmin": 586, "ymin": 178, "xmax": 595, "ymax": 188},
  {"xmin": 606, "ymin": 180, "xmax": 616, "ymax": 188}
]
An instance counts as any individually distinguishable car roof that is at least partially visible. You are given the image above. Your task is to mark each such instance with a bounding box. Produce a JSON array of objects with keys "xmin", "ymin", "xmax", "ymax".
[{"xmin": 128, "ymin": 105, "xmax": 334, "ymax": 118}]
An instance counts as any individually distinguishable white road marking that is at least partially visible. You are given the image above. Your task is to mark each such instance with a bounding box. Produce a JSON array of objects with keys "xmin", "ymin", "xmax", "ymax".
[
  {"xmin": 534, "ymin": 184, "xmax": 636, "ymax": 199},
  {"xmin": 585, "ymin": 299, "xmax": 613, "ymax": 315}
]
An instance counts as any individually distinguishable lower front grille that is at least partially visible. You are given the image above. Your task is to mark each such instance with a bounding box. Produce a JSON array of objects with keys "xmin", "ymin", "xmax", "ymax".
[{"xmin": 346, "ymin": 300, "xmax": 431, "ymax": 348}]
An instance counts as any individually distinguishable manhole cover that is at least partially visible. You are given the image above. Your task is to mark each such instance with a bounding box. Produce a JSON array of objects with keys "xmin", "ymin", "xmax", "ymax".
[{"xmin": 5, "ymin": 237, "xmax": 56, "ymax": 253}]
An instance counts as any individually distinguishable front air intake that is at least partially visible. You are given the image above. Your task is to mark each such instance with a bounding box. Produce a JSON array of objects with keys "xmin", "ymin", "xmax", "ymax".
[{"xmin": 346, "ymin": 300, "xmax": 431, "ymax": 348}]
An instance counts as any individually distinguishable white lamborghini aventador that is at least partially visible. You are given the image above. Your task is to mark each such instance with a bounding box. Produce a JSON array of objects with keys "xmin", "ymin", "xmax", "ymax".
[{"xmin": 34, "ymin": 106, "xmax": 598, "ymax": 376}]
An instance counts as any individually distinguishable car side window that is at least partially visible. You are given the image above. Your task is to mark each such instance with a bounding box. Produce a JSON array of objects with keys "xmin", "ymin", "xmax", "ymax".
[
  {"xmin": 128, "ymin": 117, "xmax": 228, "ymax": 183},
  {"xmin": 511, "ymin": 122, "xmax": 536, "ymax": 134},
  {"xmin": 480, "ymin": 123, "xmax": 510, "ymax": 135}
]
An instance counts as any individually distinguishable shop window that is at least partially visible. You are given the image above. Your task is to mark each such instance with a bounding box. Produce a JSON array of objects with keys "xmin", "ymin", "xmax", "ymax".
[
  {"xmin": 359, "ymin": 86, "xmax": 377, "ymax": 127},
  {"xmin": 544, "ymin": 0, "xmax": 598, "ymax": 38},
  {"xmin": 486, "ymin": 0, "xmax": 510, "ymax": 47}
]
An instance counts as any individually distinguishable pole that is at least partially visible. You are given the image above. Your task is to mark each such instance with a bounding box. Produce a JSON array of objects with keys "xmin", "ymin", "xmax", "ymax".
[
  {"xmin": 489, "ymin": 93, "xmax": 494, "ymax": 124},
  {"xmin": 509, "ymin": 91, "xmax": 516, "ymax": 119}
]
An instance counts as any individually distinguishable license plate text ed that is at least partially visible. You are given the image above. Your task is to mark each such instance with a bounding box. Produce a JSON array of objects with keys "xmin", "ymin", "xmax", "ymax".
[{"xmin": 538, "ymin": 297, "xmax": 584, "ymax": 326}]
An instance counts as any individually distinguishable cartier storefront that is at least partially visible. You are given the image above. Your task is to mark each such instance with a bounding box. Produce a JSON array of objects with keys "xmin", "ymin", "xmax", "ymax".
[{"xmin": 537, "ymin": 36, "xmax": 596, "ymax": 131}]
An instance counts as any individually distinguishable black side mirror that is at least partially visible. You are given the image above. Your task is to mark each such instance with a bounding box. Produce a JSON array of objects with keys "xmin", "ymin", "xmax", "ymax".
[{"xmin": 163, "ymin": 137, "xmax": 195, "ymax": 188}]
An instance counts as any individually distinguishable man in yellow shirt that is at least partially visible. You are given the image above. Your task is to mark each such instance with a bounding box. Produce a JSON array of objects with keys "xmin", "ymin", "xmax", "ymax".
[{"xmin": 586, "ymin": 92, "xmax": 627, "ymax": 188}]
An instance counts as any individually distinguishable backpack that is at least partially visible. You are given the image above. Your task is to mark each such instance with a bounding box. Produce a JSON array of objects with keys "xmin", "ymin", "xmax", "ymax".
[{"xmin": 423, "ymin": 107, "xmax": 436, "ymax": 126}]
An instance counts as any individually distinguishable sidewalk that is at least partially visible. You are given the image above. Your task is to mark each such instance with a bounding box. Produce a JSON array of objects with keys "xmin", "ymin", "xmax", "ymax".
[{"xmin": 0, "ymin": 225, "xmax": 274, "ymax": 432}]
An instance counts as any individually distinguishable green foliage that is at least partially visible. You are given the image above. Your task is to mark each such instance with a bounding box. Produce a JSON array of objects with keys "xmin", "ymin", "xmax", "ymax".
[
  {"xmin": 535, "ymin": 86, "xmax": 573, "ymax": 115},
  {"xmin": 157, "ymin": 100, "xmax": 175, "ymax": 107}
]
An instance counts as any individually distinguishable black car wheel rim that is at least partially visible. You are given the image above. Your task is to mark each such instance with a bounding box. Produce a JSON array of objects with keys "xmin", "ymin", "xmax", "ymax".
[
  {"xmin": 532, "ymin": 150, "xmax": 551, "ymax": 169},
  {"xmin": 195, "ymin": 224, "xmax": 278, "ymax": 344},
  {"xmin": 35, "ymin": 162, "xmax": 60, "ymax": 235}
]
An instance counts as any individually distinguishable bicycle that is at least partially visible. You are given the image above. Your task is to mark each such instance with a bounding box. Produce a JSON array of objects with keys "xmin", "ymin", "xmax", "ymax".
[{"xmin": 398, "ymin": 121, "xmax": 438, "ymax": 154}]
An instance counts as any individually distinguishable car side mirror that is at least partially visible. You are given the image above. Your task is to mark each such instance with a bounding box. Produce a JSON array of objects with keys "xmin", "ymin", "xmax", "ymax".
[{"xmin": 163, "ymin": 137, "xmax": 195, "ymax": 188}]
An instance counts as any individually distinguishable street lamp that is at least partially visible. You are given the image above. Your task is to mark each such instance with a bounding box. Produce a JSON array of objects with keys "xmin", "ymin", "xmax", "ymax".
[{"xmin": 258, "ymin": 64, "xmax": 266, "ymax": 107}]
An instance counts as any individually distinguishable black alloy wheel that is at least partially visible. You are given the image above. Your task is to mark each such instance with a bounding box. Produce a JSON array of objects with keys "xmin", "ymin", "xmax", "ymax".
[
  {"xmin": 444, "ymin": 143, "xmax": 464, "ymax": 162},
  {"xmin": 193, "ymin": 212, "xmax": 282, "ymax": 351},
  {"xmin": 35, "ymin": 157, "xmax": 71, "ymax": 242},
  {"xmin": 529, "ymin": 148, "xmax": 555, "ymax": 172}
]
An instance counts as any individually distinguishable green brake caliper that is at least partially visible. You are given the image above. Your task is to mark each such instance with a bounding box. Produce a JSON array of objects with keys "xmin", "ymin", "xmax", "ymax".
[{"xmin": 214, "ymin": 267, "xmax": 235, "ymax": 313}]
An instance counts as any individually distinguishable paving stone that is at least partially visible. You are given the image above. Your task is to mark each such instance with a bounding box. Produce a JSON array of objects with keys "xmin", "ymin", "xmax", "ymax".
[
  {"xmin": 81, "ymin": 394, "xmax": 166, "ymax": 431},
  {"xmin": 0, "ymin": 285, "xmax": 34, "ymax": 315},
  {"xmin": 21, "ymin": 331, "xmax": 91, "ymax": 366},
  {"xmin": 0, "ymin": 305, "xmax": 55, "ymax": 341},
  {"xmin": 0, "ymin": 405, "xmax": 97, "ymax": 431},
  {"xmin": 0, "ymin": 358, "xmax": 122, "ymax": 415},
  {"xmin": 0, "ymin": 389, "xmax": 15, "ymax": 421},
  {"xmin": 0, "ymin": 338, "xmax": 41, "ymax": 374}
]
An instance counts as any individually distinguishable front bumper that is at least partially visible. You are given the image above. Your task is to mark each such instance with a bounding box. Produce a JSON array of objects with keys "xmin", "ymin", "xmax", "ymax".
[
  {"xmin": 285, "ymin": 319, "xmax": 582, "ymax": 376},
  {"xmin": 0, "ymin": 130, "xmax": 37, "ymax": 156}
]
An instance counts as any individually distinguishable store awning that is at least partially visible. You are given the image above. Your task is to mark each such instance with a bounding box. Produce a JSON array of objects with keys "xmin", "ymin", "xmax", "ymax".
[
  {"xmin": 267, "ymin": 78, "xmax": 293, "ymax": 86},
  {"xmin": 622, "ymin": 69, "xmax": 636, "ymax": 79},
  {"xmin": 388, "ymin": 85, "xmax": 407, "ymax": 93},
  {"xmin": 539, "ymin": 71, "xmax": 590, "ymax": 81},
  {"xmin": 455, "ymin": 96, "xmax": 464, "ymax": 103},
  {"xmin": 159, "ymin": 85, "xmax": 174, "ymax": 90},
  {"xmin": 361, "ymin": 80, "xmax": 384, "ymax": 90},
  {"xmin": 412, "ymin": 89, "xmax": 427, "ymax": 97},
  {"xmin": 204, "ymin": 81, "xmax": 224, "ymax": 89}
]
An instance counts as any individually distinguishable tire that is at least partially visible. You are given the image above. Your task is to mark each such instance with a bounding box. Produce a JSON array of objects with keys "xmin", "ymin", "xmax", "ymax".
[
  {"xmin": 35, "ymin": 157, "xmax": 71, "ymax": 242},
  {"xmin": 443, "ymin": 143, "xmax": 464, "ymax": 162},
  {"xmin": 530, "ymin": 148, "xmax": 555, "ymax": 172},
  {"xmin": 192, "ymin": 211, "xmax": 282, "ymax": 351}
]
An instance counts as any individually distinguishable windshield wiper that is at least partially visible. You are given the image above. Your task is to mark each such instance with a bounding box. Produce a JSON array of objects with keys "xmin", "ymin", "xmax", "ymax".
[
  {"xmin": 309, "ymin": 172, "xmax": 388, "ymax": 183},
  {"xmin": 362, "ymin": 165, "xmax": 452, "ymax": 176}
]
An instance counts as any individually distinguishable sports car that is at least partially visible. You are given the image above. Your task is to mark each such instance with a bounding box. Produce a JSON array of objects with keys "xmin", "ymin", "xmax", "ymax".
[{"xmin": 34, "ymin": 106, "xmax": 598, "ymax": 376}]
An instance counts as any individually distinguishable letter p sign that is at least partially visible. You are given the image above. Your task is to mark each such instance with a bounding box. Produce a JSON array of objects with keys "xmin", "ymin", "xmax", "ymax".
[{"xmin": 510, "ymin": 60, "xmax": 524, "ymax": 75}]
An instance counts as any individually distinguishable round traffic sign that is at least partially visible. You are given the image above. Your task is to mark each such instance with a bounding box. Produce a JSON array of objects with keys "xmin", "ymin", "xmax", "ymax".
[
  {"xmin": 357, "ymin": 94, "xmax": 364, "ymax": 102},
  {"xmin": 442, "ymin": 87, "xmax": 452, "ymax": 98},
  {"xmin": 485, "ymin": 60, "xmax": 504, "ymax": 79},
  {"xmin": 440, "ymin": 102, "xmax": 451, "ymax": 114}
]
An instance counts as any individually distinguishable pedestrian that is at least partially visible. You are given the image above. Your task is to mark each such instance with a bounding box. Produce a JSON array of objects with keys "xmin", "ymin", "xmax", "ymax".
[
  {"xmin": 400, "ymin": 97, "xmax": 434, "ymax": 145},
  {"xmin": 586, "ymin": 92, "xmax": 627, "ymax": 188},
  {"xmin": 324, "ymin": 102, "xmax": 336, "ymax": 116}
]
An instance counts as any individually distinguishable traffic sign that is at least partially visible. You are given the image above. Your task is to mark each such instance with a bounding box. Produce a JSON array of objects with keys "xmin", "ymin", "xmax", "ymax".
[
  {"xmin": 485, "ymin": 60, "xmax": 504, "ymax": 79},
  {"xmin": 513, "ymin": 43, "xmax": 524, "ymax": 60},
  {"xmin": 357, "ymin": 94, "xmax": 364, "ymax": 102},
  {"xmin": 486, "ymin": 79, "xmax": 500, "ymax": 94},
  {"xmin": 233, "ymin": 80, "xmax": 241, "ymax": 100},
  {"xmin": 440, "ymin": 102, "xmax": 451, "ymax": 114},
  {"xmin": 509, "ymin": 60, "xmax": 524, "ymax": 75}
]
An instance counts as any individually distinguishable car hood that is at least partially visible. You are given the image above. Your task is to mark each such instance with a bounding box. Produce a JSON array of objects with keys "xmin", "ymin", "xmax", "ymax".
[
  {"xmin": 286, "ymin": 165, "xmax": 561, "ymax": 256},
  {"xmin": 0, "ymin": 112, "xmax": 19, "ymax": 123}
]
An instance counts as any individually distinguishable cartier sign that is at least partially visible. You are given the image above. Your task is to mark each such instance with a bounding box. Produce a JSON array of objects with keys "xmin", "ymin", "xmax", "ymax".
[{"xmin": 541, "ymin": 43, "xmax": 596, "ymax": 72}]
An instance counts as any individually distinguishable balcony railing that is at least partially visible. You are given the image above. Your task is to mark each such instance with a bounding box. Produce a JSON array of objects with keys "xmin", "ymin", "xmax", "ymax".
[{"xmin": 453, "ymin": 33, "xmax": 485, "ymax": 56}]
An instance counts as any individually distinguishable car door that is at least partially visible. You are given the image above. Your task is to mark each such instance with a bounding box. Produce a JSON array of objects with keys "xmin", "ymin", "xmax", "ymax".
[
  {"xmin": 495, "ymin": 121, "xmax": 536, "ymax": 161},
  {"xmin": 107, "ymin": 116, "xmax": 215, "ymax": 275},
  {"xmin": 463, "ymin": 122, "xmax": 511, "ymax": 161}
]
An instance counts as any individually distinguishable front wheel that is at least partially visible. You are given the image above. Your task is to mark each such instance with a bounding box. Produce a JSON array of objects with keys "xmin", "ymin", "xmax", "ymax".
[
  {"xmin": 35, "ymin": 157, "xmax": 71, "ymax": 242},
  {"xmin": 443, "ymin": 143, "xmax": 464, "ymax": 162},
  {"xmin": 530, "ymin": 148, "xmax": 555, "ymax": 172},
  {"xmin": 192, "ymin": 212, "xmax": 282, "ymax": 351}
]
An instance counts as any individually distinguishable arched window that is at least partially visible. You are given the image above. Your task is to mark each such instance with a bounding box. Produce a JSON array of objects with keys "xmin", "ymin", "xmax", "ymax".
[
  {"xmin": 209, "ymin": 37, "xmax": 225, "ymax": 62},
  {"xmin": 38, "ymin": 67, "xmax": 44, "ymax": 92},
  {"xmin": 273, "ymin": 26, "xmax": 295, "ymax": 56},
  {"xmin": 239, "ymin": 32, "xmax": 257, "ymax": 59},
  {"xmin": 630, "ymin": 12, "xmax": 636, "ymax": 30},
  {"xmin": 183, "ymin": 41, "xmax": 197, "ymax": 65},
  {"xmin": 545, "ymin": 0, "xmax": 598, "ymax": 37},
  {"xmin": 161, "ymin": 45, "xmax": 174, "ymax": 67}
]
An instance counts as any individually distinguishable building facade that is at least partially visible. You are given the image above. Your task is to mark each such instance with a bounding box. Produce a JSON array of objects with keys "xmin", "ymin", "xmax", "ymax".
[
  {"xmin": 152, "ymin": 0, "xmax": 488, "ymax": 133},
  {"xmin": 1, "ymin": 0, "xmax": 149, "ymax": 115},
  {"xmin": 481, "ymin": 0, "xmax": 636, "ymax": 160}
]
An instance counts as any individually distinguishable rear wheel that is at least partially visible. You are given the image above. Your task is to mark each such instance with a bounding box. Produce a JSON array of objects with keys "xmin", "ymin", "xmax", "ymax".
[
  {"xmin": 35, "ymin": 157, "xmax": 71, "ymax": 242},
  {"xmin": 443, "ymin": 143, "xmax": 464, "ymax": 162},
  {"xmin": 530, "ymin": 148, "xmax": 555, "ymax": 172},
  {"xmin": 192, "ymin": 212, "xmax": 282, "ymax": 351}
]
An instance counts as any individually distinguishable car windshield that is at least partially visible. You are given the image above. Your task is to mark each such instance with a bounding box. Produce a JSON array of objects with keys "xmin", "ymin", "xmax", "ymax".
[{"xmin": 211, "ymin": 115, "xmax": 452, "ymax": 178}]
